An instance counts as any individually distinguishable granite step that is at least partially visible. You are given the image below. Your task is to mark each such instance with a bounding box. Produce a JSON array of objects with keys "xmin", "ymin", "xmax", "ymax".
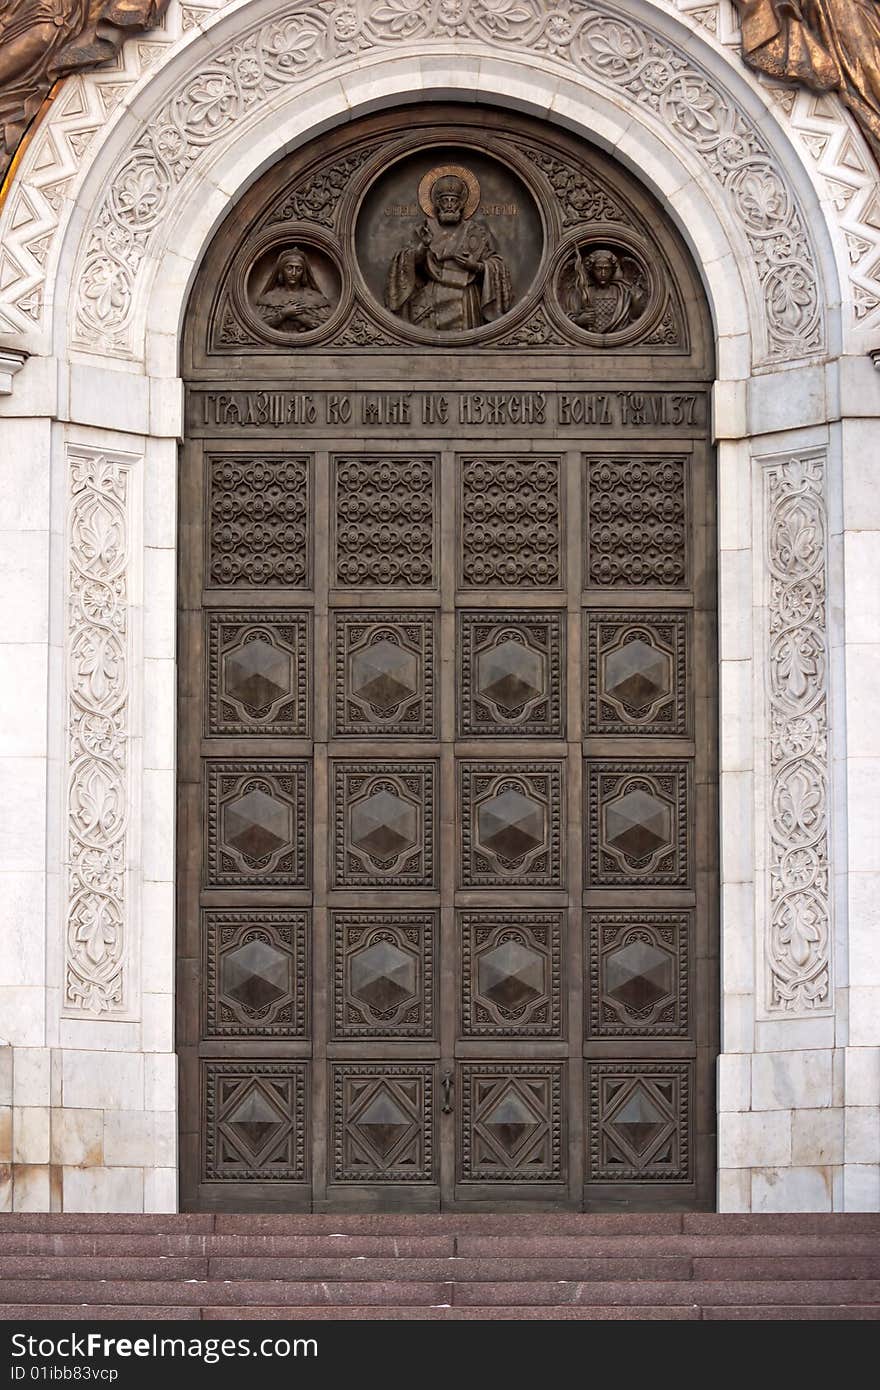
[{"xmin": 1, "ymin": 1232, "xmax": 878, "ymax": 1258}]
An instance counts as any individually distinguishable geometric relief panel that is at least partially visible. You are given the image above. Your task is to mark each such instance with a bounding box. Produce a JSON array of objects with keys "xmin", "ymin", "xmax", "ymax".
[
  {"xmin": 331, "ymin": 1064, "xmax": 435, "ymax": 1184},
  {"xmin": 333, "ymin": 455, "xmax": 437, "ymax": 587},
  {"xmin": 332, "ymin": 761, "xmax": 436, "ymax": 888},
  {"xmin": 332, "ymin": 911, "xmax": 436, "ymax": 1039},
  {"xmin": 587, "ymin": 761, "xmax": 689, "ymax": 887},
  {"xmin": 207, "ymin": 454, "xmax": 311, "ymax": 588},
  {"xmin": 586, "ymin": 612, "xmax": 687, "ymax": 735},
  {"xmin": 459, "ymin": 1064, "xmax": 564, "ymax": 1183},
  {"xmin": 459, "ymin": 456, "xmax": 562, "ymax": 588},
  {"xmin": 460, "ymin": 912, "xmax": 563, "ymax": 1038},
  {"xmin": 205, "ymin": 761, "xmax": 310, "ymax": 887},
  {"xmin": 585, "ymin": 455, "xmax": 687, "ymax": 588},
  {"xmin": 458, "ymin": 611, "xmax": 564, "ymax": 737},
  {"xmin": 333, "ymin": 611, "xmax": 436, "ymax": 737},
  {"xmin": 203, "ymin": 910, "xmax": 309, "ymax": 1038},
  {"xmin": 460, "ymin": 762, "xmax": 564, "ymax": 888},
  {"xmin": 587, "ymin": 911, "xmax": 689, "ymax": 1039},
  {"xmin": 207, "ymin": 610, "xmax": 310, "ymax": 736},
  {"xmin": 203, "ymin": 1061, "xmax": 308, "ymax": 1182},
  {"xmin": 587, "ymin": 1063, "xmax": 692, "ymax": 1183}
]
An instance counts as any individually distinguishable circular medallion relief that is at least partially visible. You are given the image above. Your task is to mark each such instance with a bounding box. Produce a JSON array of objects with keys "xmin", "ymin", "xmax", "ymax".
[
  {"xmin": 234, "ymin": 227, "xmax": 349, "ymax": 345},
  {"xmin": 354, "ymin": 146, "xmax": 544, "ymax": 340},
  {"xmin": 549, "ymin": 231, "xmax": 662, "ymax": 347}
]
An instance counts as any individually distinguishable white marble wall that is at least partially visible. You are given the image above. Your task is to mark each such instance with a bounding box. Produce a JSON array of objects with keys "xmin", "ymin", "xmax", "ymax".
[{"xmin": 0, "ymin": 9, "xmax": 878, "ymax": 1212}]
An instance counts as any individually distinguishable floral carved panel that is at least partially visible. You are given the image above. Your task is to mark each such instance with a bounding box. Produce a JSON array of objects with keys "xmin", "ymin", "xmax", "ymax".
[
  {"xmin": 64, "ymin": 446, "xmax": 137, "ymax": 1016},
  {"xmin": 761, "ymin": 450, "xmax": 832, "ymax": 1015}
]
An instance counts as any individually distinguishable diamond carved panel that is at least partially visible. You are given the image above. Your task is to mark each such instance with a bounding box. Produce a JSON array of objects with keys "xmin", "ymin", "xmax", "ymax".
[
  {"xmin": 460, "ymin": 762, "xmax": 563, "ymax": 888},
  {"xmin": 460, "ymin": 912, "xmax": 563, "ymax": 1038},
  {"xmin": 333, "ymin": 612, "xmax": 436, "ymax": 737},
  {"xmin": 333, "ymin": 455, "xmax": 437, "ymax": 587},
  {"xmin": 458, "ymin": 611, "xmax": 564, "ymax": 737},
  {"xmin": 203, "ymin": 1062, "xmax": 308, "ymax": 1182},
  {"xmin": 208, "ymin": 611, "xmax": 310, "ymax": 736},
  {"xmin": 333, "ymin": 762, "xmax": 436, "ymax": 888},
  {"xmin": 588, "ymin": 1063, "xmax": 692, "ymax": 1183},
  {"xmin": 585, "ymin": 455, "xmax": 687, "ymax": 588},
  {"xmin": 460, "ymin": 456, "xmax": 562, "ymax": 588},
  {"xmin": 203, "ymin": 910, "xmax": 309, "ymax": 1038},
  {"xmin": 331, "ymin": 1064, "xmax": 435, "ymax": 1184},
  {"xmin": 206, "ymin": 761, "xmax": 310, "ymax": 887},
  {"xmin": 332, "ymin": 911, "xmax": 436, "ymax": 1039},
  {"xmin": 587, "ymin": 612, "xmax": 687, "ymax": 735},
  {"xmin": 459, "ymin": 1064, "xmax": 564, "ymax": 1183},
  {"xmin": 207, "ymin": 454, "xmax": 310, "ymax": 588},
  {"xmin": 588, "ymin": 762, "xmax": 689, "ymax": 886},
  {"xmin": 587, "ymin": 911, "xmax": 689, "ymax": 1039}
]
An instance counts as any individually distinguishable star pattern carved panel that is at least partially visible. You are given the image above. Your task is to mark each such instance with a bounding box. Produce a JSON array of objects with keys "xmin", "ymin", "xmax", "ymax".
[
  {"xmin": 203, "ymin": 910, "xmax": 309, "ymax": 1039},
  {"xmin": 586, "ymin": 612, "xmax": 688, "ymax": 736},
  {"xmin": 459, "ymin": 762, "xmax": 564, "ymax": 888},
  {"xmin": 332, "ymin": 761, "xmax": 437, "ymax": 888},
  {"xmin": 332, "ymin": 911, "xmax": 436, "ymax": 1039},
  {"xmin": 207, "ymin": 454, "xmax": 311, "ymax": 588},
  {"xmin": 587, "ymin": 761, "xmax": 690, "ymax": 887},
  {"xmin": 460, "ymin": 912, "xmax": 564, "ymax": 1038},
  {"xmin": 207, "ymin": 611, "xmax": 310, "ymax": 737},
  {"xmin": 331, "ymin": 1064, "xmax": 435, "ymax": 1184},
  {"xmin": 588, "ymin": 1063, "xmax": 692, "ymax": 1183},
  {"xmin": 587, "ymin": 911, "xmax": 689, "ymax": 1039},
  {"xmin": 459, "ymin": 456, "xmax": 562, "ymax": 588},
  {"xmin": 459, "ymin": 1064, "xmax": 564, "ymax": 1183},
  {"xmin": 585, "ymin": 455, "xmax": 687, "ymax": 588},
  {"xmin": 458, "ymin": 611, "xmax": 564, "ymax": 737},
  {"xmin": 205, "ymin": 761, "xmax": 310, "ymax": 887},
  {"xmin": 333, "ymin": 455, "xmax": 437, "ymax": 587},
  {"xmin": 203, "ymin": 1061, "xmax": 308, "ymax": 1183},
  {"xmin": 333, "ymin": 611, "xmax": 436, "ymax": 737}
]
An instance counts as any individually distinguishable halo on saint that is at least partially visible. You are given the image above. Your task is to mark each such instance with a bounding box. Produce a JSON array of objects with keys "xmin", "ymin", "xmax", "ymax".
[{"xmin": 418, "ymin": 164, "xmax": 481, "ymax": 220}]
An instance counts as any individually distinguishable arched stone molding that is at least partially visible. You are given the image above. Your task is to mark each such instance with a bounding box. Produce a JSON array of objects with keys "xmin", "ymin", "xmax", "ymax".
[
  {"xmin": 0, "ymin": 1, "xmax": 878, "ymax": 1215},
  {"xmin": 0, "ymin": 0, "xmax": 871, "ymax": 364}
]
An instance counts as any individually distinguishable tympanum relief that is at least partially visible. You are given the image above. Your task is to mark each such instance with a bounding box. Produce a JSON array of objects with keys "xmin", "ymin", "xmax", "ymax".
[{"xmin": 208, "ymin": 129, "xmax": 686, "ymax": 355}]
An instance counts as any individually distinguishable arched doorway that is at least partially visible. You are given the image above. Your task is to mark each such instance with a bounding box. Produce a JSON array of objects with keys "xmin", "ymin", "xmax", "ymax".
[{"xmin": 177, "ymin": 104, "xmax": 718, "ymax": 1211}]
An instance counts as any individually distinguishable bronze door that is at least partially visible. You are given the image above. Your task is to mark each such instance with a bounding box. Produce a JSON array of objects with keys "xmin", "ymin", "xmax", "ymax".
[{"xmin": 177, "ymin": 106, "xmax": 718, "ymax": 1212}]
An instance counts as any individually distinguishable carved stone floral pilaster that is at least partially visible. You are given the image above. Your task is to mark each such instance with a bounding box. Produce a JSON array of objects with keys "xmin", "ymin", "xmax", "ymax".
[
  {"xmin": 64, "ymin": 445, "xmax": 136, "ymax": 1015},
  {"xmin": 762, "ymin": 450, "xmax": 832, "ymax": 1014}
]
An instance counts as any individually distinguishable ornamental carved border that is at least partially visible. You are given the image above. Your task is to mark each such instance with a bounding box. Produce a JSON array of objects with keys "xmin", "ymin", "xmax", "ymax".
[
  {"xmin": 55, "ymin": 0, "xmax": 824, "ymax": 363},
  {"xmin": 761, "ymin": 449, "xmax": 832, "ymax": 1015},
  {"xmin": 64, "ymin": 445, "xmax": 137, "ymax": 1016}
]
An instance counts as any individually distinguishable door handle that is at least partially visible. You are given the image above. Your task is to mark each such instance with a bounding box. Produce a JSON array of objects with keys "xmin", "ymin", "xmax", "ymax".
[{"xmin": 441, "ymin": 1070, "xmax": 453, "ymax": 1114}]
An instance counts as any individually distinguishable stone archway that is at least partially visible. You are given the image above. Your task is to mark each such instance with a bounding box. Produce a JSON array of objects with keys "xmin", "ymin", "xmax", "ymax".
[{"xmin": 1, "ymin": 1, "xmax": 874, "ymax": 1216}]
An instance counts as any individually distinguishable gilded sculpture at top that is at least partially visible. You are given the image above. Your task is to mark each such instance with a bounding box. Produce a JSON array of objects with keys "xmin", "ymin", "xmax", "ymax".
[
  {"xmin": 0, "ymin": 0, "xmax": 169, "ymax": 177},
  {"xmin": 734, "ymin": 0, "xmax": 880, "ymax": 160}
]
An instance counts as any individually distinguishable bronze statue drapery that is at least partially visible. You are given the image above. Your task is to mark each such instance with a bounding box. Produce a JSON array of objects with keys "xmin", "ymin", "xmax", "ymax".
[
  {"xmin": 0, "ymin": 1, "xmax": 169, "ymax": 178},
  {"xmin": 735, "ymin": 0, "xmax": 880, "ymax": 160}
]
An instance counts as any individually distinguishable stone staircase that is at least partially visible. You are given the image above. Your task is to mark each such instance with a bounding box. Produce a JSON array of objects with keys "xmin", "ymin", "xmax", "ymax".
[{"xmin": 0, "ymin": 1213, "xmax": 878, "ymax": 1320}]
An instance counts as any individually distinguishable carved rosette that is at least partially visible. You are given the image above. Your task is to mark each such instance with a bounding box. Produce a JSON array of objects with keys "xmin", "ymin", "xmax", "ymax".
[
  {"xmin": 763, "ymin": 452, "xmax": 832, "ymax": 1014},
  {"xmin": 65, "ymin": 446, "xmax": 134, "ymax": 1015}
]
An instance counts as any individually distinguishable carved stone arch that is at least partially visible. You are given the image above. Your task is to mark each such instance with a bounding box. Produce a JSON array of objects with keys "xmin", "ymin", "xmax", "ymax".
[{"xmin": 2, "ymin": 0, "xmax": 840, "ymax": 370}]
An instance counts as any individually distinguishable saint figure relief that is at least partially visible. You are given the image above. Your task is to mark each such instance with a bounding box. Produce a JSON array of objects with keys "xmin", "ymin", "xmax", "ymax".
[
  {"xmin": 734, "ymin": 0, "xmax": 880, "ymax": 159},
  {"xmin": 255, "ymin": 247, "xmax": 333, "ymax": 333},
  {"xmin": 385, "ymin": 166, "xmax": 513, "ymax": 331},
  {"xmin": 565, "ymin": 247, "xmax": 649, "ymax": 335}
]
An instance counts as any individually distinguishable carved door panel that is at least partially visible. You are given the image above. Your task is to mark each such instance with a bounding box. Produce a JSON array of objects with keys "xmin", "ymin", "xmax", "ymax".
[{"xmin": 178, "ymin": 105, "xmax": 717, "ymax": 1212}]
